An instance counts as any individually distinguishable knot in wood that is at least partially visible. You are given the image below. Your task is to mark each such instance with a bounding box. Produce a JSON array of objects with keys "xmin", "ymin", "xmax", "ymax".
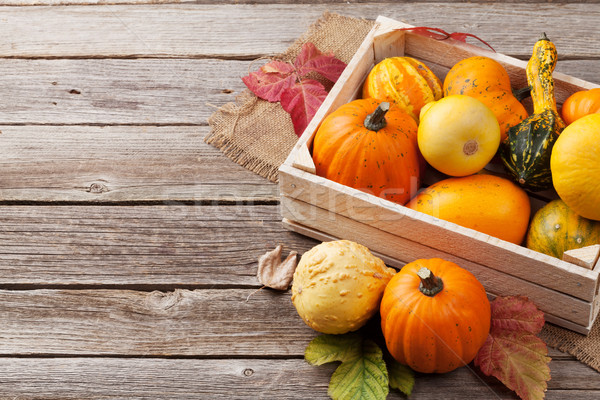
[
  {"xmin": 145, "ymin": 290, "xmax": 184, "ymax": 311},
  {"xmin": 243, "ymin": 368, "xmax": 254, "ymax": 377},
  {"xmin": 88, "ymin": 182, "xmax": 108, "ymax": 194}
]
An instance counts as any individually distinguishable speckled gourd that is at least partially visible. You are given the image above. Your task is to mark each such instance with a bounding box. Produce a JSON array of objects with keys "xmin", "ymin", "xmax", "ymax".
[
  {"xmin": 291, "ymin": 240, "xmax": 396, "ymax": 334},
  {"xmin": 501, "ymin": 33, "xmax": 566, "ymax": 191}
]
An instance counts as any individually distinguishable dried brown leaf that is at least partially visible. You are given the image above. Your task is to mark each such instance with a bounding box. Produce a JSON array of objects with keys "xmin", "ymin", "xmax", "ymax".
[{"xmin": 257, "ymin": 245, "xmax": 298, "ymax": 290}]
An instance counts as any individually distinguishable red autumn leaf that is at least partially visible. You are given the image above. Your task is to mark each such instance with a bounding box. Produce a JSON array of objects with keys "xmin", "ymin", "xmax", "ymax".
[
  {"xmin": 474, "ymin": 296, "xmax": 551, "ymax": 400},
  {"xmin": 396, "ymin": 26, "xmax": 450, "ymax": 40},
  {"xmin": 295, "ymin": 42, "xmax": 347, "ymax": 82},
  {"xmin": 241, "ymin": 60, "xmax": 296, "ymax": 102},
  {"xmin": 241, "ymin": 43, "xmax": 345, "ymax": 137},
  {"xmin": 475, "ymin": 331, "xmax": 551, "ymax": 400},
  {"xmin": 280, "ymin": 79, "xmax": 328, "ymax": 137},
  {"xmin": 489, "ymin": 296, "xmax": 546, "ymax": 334},
  {"xmin": 396, "ymin": 26, "xmax": 495, "ymax": 52},
  {"xmin": 448, "ymin": 32, "xmax": 495, "ymax": 53}
]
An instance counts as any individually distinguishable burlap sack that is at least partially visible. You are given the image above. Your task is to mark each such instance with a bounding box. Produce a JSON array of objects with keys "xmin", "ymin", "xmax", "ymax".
[
  {"xmin": 541, "ymin": 319, "xmax": 600, "ymax": 372},
  {"xmin": 206, "ymin": 12, "xmax": 600, "ymax": 373}
]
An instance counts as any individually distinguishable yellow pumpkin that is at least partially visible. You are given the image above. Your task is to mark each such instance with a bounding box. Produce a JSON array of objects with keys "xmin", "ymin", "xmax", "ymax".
[
  {"xmin": 362, "ymin": 57, "xmax": 442, "ymax": 121},
  {"xmin": 417, "ymin": 95, "xmax": 501, "ymax": 176},
  {"xmin": 551, "ymin": 113, "xmax": 600, "ymax": 221}
]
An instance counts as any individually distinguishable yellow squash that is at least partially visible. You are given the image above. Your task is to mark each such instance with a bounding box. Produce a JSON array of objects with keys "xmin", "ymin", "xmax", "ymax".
[
  {"xmin": 551, "ymin": 114, "xmax": 600, "ymax": 221},
  {"xmin": 417, "ymin": 95, "xmax": 500, "ymax": 176}
]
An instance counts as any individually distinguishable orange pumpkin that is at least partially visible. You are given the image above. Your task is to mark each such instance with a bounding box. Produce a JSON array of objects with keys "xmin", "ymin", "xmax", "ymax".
[
  {"xmin": 312, "ymin": 99, "xmax": 421, "ymax": 205},
  {"xmin": 380, "ymin": 258, "xmax": 491, "ymax": 374},
  {"xmin": 561, "ymin": 88, "xmax": 600, "ymax": 125},
  {"xmin": 406, "ymin": 174, "xmax": 531, "ymax": 244},
  {"xmin": 362, "ymin": 57, "xmax": 442, "ymax": 122},
  {"xmin": 443, "ymin": 56, "xmax": 528, "ymax": 141}
]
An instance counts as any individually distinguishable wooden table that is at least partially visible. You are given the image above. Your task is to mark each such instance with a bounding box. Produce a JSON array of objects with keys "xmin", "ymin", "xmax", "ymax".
[{"xmin": 1, "ymin": 1, "xmax": 599, "ymax": 398}]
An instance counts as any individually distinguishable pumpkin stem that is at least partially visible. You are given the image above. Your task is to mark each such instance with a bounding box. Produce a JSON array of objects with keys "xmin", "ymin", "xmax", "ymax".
[
  {"xmin": 417, "ymin": 267, "xmax": 444, "ymax": 297},
  {"xmin": 364, "ymin": 102, "xmax": 390, "ymax": 132}
]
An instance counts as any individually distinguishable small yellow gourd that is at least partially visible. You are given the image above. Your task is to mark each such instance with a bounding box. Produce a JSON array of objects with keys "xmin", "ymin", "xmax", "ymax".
[
  {"xmin": 417, "ymin": 95, "xmax": 501, "ymax": 176},
  {"xmin": 291, "ymin": 240, "xmax": 396, "ymax": 334}
]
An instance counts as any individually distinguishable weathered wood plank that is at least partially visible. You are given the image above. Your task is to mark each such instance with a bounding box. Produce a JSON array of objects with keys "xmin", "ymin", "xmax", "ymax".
[
  {"xmin": 0, "ymin": 58, "xmax": 249, "ymax": 124},
  {"xmin": 0, "ymin": 4, "xmax": 598, "ymax": 58},
  {"xmin": 0, "ymin": 205, "xmax": 317, "ymax": 286},
  {"xmin": 0, "ymin": 58, "xmax": 595, "ymax": 126},
  {"xmin": 0, "ymin": 357, "xmax": 596, "ymax": 400},
  {"xmin": 0, "ymin": 287, "xmax": 592, "ymax": 361},
  {"xmin": 0, "ymin": 125, "xmax": 279, "ymax": 202},
  {"xmin": 0, "ymin": 358, "xmax": 335, "ymax": 400},
  {"xmin": 0, "ymin": 288, "xmax": 315, "ymax": 355},
  {"xmin": 5, "ymin": 0, "xmax": 595, "ymax": 5},
  {"xmin": 0, "ymin": 289, "xmax": 597, "ymax": 398}
]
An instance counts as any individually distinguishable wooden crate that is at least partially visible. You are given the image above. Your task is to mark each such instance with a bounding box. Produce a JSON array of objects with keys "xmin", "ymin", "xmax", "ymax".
[{"xmin": 278, "ymin": 16, "xmax": 600, "ymax": 335}]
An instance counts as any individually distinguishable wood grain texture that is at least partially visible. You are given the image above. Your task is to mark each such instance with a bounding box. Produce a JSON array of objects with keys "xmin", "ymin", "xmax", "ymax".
[
  {"xmin": 0, "ymin": 288, "xmax": 317, "ymax": 355},
  {"xmin": 0, "ymin": 125, "xmax": 279, "ymax": 202},
  {"xmin": 0, "ymin": 3, "xmax": 598, "ymax": 398},
  {"xmin": 0, "ymin": 290, "xmax": 597, "ymax": 399},
  {"xmin": 0, "ymin": 205, "xmax": 317, "ymax": 286},
  {"xmin": 0, "ymin": 357, "xmax": 596, "ymax": 400},
  {"xmin": 0, "ymin": 58, "xmax": 249, "ymax": 124},
  {"xmin": 0, "ymin": 58, "xmax": 595, "ymax": 127},
  {"xmin": 0, "ymin": 4, "xmax": 598, "ymax": 59},
  {"xmin": 6, "ymin": 0, "xmax": 595, "ymax": 5}
]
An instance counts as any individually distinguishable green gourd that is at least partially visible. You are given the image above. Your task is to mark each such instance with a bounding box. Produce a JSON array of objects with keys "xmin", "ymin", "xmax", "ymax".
[
  {"xmin": 501, "ymin": 33, "xmax": 565, "ymax": 191},
  {"xmin": 526, "ymin": 199, "xmax": 600, "ymax": 259}
]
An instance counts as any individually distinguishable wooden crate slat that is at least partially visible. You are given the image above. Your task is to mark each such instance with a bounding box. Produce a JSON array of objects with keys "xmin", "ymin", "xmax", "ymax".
[
  {"xmin": 563, "ymin": 245, "xmax": 600, "ymax": 270},
  {"xmin": 281, "ymin": 196, "xmax": 595, "ymax": 330},
  {"xmin": 280, "ymin": 164, "xmax": 599, "ymax": 302}
]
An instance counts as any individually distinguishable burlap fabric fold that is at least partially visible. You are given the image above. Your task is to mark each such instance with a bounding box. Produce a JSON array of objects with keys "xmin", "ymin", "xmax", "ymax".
[{"xmin": 206, "ymin": 12, "xmax": 600, "ymax": 373}]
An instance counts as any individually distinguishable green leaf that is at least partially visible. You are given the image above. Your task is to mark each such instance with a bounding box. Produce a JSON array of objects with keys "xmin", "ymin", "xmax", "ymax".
[
  {"xmin": 387, "ymin": 358, "xmax": 415, "ymax": 396},
  {"xmin": 305, "ymin": 333, "xmax": 363, "ymax": 366},
  {"xmin": 305, "ymin": 333, "xmax": 393, "ymax": 400},
  {"xmin": 327, "ymin": 339, "xmax": 389, "ymax": 400}
]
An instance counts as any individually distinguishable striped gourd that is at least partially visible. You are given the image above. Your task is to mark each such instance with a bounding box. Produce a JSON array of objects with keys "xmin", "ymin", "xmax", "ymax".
[
  {"xmin": 362, "ymin": 57, "xmax": 442, "ymax": 122},
  {"xmin": 501, "ymin": 33, "xmax": 566, "ymax": 191},
  {"xmin": 526, "ymin": 199, "xmax": 600, "ymax": 259}
]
